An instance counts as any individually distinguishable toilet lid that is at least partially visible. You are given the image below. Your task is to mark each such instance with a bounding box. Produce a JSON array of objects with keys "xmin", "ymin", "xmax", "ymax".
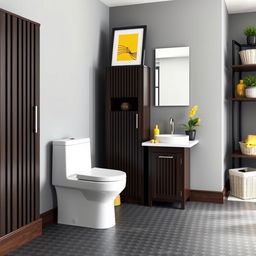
[{"xmin": 76, "ymin": 168, "xmax": 126, "ymax": 182}]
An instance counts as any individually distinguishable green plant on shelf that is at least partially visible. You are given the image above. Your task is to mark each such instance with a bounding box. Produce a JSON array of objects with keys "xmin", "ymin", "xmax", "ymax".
[
  {"xmin": 244, "ymin": 76, "xmax": 256, "ymax": 87},
  {"xmin": 244, "ymin": 26, "xmax": 256, "ymax": 37}
]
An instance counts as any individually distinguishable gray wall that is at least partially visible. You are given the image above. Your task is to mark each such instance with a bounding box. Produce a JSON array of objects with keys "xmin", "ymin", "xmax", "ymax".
[
  {"xmin": 110, "ymin": 0, "xmax": 227, "ymax": 191},
  {"xmin": 229, "ymin": 12, "xmax": 256, "ymax": 167},
  {"xmin": 0, "ymin": 0, "xmax": 109, "ymax": 213}
]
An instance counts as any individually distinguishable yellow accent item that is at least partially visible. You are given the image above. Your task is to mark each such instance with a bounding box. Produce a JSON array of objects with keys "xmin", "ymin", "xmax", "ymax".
[
  {"xmin": 117, "ymin": 33, "xmax": 139, "ymax": 61},
  {"xmin": 189, "ymin": 106, "xmax": 198, "ymax": 118},
  {"xmin": 245, "ymin": 135, "xmax": 256, "ymax": 148},
  {"xmin": 114, "ymin": 195, "xmax": 121, "ymax": 206},
  {"xmin": 153, "ymin": 124, "xmax": 160, "ymax": 139},
  {"xmin": 236, "ymin": 80, "xmax": 246, "ymax": 97}
]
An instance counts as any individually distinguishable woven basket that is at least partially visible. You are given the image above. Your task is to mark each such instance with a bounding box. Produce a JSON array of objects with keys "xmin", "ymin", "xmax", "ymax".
[
  {"xmin": 239, "ymin": 141, "xmax": 256, "ymax": 155},
  {"xmin": 239, "ymin": 49, "xmax": 256, "ymax": 64},
  {"xmin": 229, "ymin": 167, "xmax": 256, "ymax": 199}
]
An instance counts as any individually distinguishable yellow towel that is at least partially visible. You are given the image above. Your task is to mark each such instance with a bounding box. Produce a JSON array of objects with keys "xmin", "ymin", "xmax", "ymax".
[{"xmin": 245, "ymin": 135, "xmax": 256, "ymax": 148}]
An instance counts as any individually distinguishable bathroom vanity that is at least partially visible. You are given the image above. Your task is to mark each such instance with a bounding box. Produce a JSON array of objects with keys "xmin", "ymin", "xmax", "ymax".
[{"xmin": 142, "ymin": 140, "xmax": 198, "ymax": 209}]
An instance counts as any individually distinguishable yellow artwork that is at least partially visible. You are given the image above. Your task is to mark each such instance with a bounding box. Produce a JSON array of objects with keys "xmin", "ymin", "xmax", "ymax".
[{"xmin": 117, "ymin": 33, "xmax": 139, "ymax": 61}]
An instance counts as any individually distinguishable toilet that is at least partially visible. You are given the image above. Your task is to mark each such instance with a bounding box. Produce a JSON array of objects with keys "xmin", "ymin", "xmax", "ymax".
[{"xmin": 52, "ymin": 138, "xmax": 126, "ymax": 229}]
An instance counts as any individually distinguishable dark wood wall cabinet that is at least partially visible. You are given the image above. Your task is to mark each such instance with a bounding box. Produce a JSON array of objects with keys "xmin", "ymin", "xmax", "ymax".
[
  {"xmin": 106, "ymin": 66, "xmax": 150, "ymax": 204},
  {"xmin": 0, "ymin": 8, "xmax": 41, "ymax": 252},
  {"xmin": 146, "ymin": 147, "xmax": 191, "ymax": 209}
]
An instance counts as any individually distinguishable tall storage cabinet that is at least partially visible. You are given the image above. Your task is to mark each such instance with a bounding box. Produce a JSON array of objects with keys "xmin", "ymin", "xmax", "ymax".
[
  {"xmin": 106, "ymin": 66, "xmax": 150, "ymax": 204},
  {"xmin": 0, "ymin": 8, "xmax": 40, "ymax": 248}
]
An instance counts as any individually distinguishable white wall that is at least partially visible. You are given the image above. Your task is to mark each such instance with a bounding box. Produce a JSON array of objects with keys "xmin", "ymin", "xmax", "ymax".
[{"xmin": 0, "ymin": 0, "xmax": 109, "ymax": 213}]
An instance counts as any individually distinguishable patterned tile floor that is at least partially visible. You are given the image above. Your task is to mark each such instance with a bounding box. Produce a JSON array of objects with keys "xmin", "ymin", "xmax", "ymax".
[{"xmin": 8, "ymin": 201, "xmax": 256, "ymax": 256}]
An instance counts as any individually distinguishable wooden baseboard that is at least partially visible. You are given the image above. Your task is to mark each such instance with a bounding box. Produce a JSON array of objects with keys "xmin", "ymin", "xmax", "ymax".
[
  {"xmin": 190, "ymin": 189, "xmax": 225, "ymax": 204},
  {"xmin": 0, "ymin": 218, "xmax": 42, "ymax": 256},
  {"xmin": 40, "ymin": 208, "xmax": 57, "ymax": 229}
]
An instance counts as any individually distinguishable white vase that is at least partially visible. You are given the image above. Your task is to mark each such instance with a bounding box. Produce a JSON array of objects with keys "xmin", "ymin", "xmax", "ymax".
[{"xmin": 245, "ymin": 87, "xmax": 256, "ymax": 98}]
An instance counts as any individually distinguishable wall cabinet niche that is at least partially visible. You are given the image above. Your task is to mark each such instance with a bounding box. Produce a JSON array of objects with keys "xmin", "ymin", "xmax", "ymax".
[{"xmin": 106, "ymin": 66, "xmax": 150, "ymax": 204}]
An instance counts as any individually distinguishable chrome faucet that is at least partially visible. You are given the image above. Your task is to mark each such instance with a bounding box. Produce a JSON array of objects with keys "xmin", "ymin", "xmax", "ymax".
[{"xmin": 169, "ymin": 118, "xmax": 175, "ymax": 134}]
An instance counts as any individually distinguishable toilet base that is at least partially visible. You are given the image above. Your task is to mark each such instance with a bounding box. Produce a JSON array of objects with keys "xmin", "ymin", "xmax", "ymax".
[{"xmin": 55, "ymin": 186, "xmax": 116, "ymax": 229}]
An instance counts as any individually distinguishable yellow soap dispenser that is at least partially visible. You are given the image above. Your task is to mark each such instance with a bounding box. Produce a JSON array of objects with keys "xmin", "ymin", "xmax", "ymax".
[{"xmin": 153, "ymin": 124, "xmax": 160, "ymax": 139}]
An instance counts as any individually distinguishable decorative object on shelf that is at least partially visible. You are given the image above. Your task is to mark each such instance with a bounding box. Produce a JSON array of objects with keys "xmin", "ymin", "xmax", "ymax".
[
  {"xmin": 111, "ymin": 25, "xmax": 147, "ymax": 66},
  {"xmin": 244, "ymin": 26, "xmax": 256, "ymax": 45},
  {"xmin": 239, "ymin": 135, "xmax": 256, "ymax": 155},
  {"xmin": 182, "ymin": 105, "xmax": 201, "ymax": 141},
  {"xmin": 120, "ymin": 102, "xmax": 131, "ymax": 111},
  {"xmin": 244, "ymin": 76, "xmax": 256, "ymax": 98},
  {"xmin": 239, "ymin": 49, "xmax": 256, "ymax": 64},
  {"xmin": 235, "ymin": 80, "xmax": 246, "ymax": 97}
]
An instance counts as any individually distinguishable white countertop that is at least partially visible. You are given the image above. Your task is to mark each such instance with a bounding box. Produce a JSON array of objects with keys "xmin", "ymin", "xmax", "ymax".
[{"xmin": 142, "ymin": 140, "xmax": 199, "ymax": 148}]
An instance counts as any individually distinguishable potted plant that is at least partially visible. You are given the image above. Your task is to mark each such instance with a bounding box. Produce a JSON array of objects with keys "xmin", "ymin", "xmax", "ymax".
[
  {"xmin": 244, "ymin": 76, "xmax": 256, "ymax": 98},
  {"xmin": 244, "ymin": 26, "xmax": 256, "ymax": 45},
  {"xmin": 182, "ymin": 106, "xmax": 201, "ymax": 141}
]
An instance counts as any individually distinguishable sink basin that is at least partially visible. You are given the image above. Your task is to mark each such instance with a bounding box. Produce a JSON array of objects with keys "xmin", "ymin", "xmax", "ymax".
[{"xmin": 155, "ymin": 134, "xmax": 189, "ymax": 145}]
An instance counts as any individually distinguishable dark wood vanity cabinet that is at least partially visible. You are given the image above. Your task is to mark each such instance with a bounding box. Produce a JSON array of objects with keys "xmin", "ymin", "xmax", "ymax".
[
  {"xmin": 147, "ymin": 147, "xmax": 190, "ymax": 209},
  {"xmin": 106, "ymin": 66, "xmax": 150, "ymax": 204}
]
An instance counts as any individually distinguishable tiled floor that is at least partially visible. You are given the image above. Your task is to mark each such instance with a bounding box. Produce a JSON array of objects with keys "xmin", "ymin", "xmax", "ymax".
[{"xmin": 8, "ymin": 201, "xmax": 256, "ymax": 256}]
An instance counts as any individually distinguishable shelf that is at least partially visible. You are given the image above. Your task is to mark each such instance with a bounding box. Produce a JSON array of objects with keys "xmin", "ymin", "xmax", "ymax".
[
  {"xmin": 232, "ymin": 151, "xmax": 256, "ymax": 158},
  {"xmin": 232, "ymin": 97, "xmax": 256, "ymax": 101},
  {"xmin": 232, "ymin": 64, "xmax": 256, "ymax": 72}
]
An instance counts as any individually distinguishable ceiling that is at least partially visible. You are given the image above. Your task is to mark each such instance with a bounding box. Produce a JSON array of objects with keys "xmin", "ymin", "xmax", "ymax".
[{"xmin": 99, "ymin": 0, "xmax": 256, "ymax": 14}]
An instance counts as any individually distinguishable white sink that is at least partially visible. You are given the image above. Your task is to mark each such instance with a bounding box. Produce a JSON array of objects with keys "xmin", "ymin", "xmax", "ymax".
[{"xmin": 156, "ymin": 134, "xmax": 189, "ymax": 145}]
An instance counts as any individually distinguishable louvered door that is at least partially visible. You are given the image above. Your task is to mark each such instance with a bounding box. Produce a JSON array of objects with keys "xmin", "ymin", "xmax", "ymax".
[
  {"xmin": 151, "ymin": 152, "xmax": 182, "ymax": 202},
  {"xmin": 148, "ymin": 147, "xmax": 190, "ymax": 209},
  {"xmin": 0, "ymin": 9, "xmax": 40, "ymax": 237},
  {"xmin": 106, "ymin": 66, "xmax": 150, "ymax": 204}
]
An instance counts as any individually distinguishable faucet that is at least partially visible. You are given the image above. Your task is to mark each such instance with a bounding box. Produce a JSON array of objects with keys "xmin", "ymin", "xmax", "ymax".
[{"xmin": 169, "ymin": 118, "xmax": 175, "ymax": 134}]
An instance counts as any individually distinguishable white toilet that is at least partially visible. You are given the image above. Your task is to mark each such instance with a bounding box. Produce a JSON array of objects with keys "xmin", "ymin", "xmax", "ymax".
[{"xmin": 52, "ymin": 138, "xmax": 126, "ymax": 229}]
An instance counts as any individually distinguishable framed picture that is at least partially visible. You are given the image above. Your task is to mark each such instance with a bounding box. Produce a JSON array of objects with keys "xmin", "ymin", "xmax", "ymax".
[{"xmin": 111, "ymin": 25, "xmax": 147, "ymax": 66}]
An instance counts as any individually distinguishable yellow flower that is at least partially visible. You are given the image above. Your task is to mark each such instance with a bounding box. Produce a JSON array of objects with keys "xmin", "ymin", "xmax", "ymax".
[
  {"xmin": 197, "ymin": 118, "xmax": 201, "ymax": 123},
  {"xmin": 189, "ymin": 105, "xmax": 198, "ymax": 118}
]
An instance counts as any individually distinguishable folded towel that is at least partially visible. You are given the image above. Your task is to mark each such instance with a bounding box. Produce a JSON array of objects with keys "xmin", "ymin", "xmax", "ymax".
[{"xmin": 245, "ymin": 135, "xmax": 256, "ymax": 148}]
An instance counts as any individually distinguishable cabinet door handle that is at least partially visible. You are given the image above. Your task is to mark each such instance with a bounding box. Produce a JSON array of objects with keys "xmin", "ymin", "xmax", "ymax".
[
  {"xmin": 136, "ymin": 113, "xmax": 139, "ymax": 129},
  {"xmin": 158, "ymin": 155, "xmax": 174, "ymax": 159},
  {"xmin": 34, "ymin": 106, "xmax": 38, "ymax": 134}
]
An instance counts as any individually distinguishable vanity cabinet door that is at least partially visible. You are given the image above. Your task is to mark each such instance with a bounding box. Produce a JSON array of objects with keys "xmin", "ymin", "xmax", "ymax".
[{"xmin": 151, "ymin": 152, "xmax": 183, "ymax": 202}]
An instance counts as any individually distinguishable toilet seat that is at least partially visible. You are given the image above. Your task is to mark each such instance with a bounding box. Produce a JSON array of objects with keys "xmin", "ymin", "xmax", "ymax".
[{"xmin": 76, "ymin": 168, "xmax": 126, "ymax": 182}]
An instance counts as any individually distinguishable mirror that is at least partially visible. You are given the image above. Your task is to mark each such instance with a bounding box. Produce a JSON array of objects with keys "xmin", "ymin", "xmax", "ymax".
[{"xmin": 155, "ymin": 47, "xmax": 190, "ymax": 106}]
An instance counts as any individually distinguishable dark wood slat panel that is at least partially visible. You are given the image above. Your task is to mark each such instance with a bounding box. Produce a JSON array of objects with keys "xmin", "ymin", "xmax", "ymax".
[
  {"xmin": 17, "ymin": 18, "xmax": 23, "ymax": 229},
  {"xmin": 30, "ymin": 23, "xmax": 35, "ymax": 221},
  {"xmin": 26, "ymin": 21, "xmax": 31, "ymax": 223},
  {"xmin": 22, "ymin": 19, "xmax": 27, "ymax": 226},
  {"xmin": 0, "ymin": 8, "xmax": 40, "ymax": 240},
  {"xmin": 6, "ymin": 13, "xmax": 12, "ymax": 234},
  {"xmin": 34, "ymin": 24, "xmax": 40, "ymax": 219},
  {"xmin": 11, "ymin": 15, "xmax": 18, "ymax": 231},
  {"xmin": 0, "ymin": 11, "xmax": 7, "ymax": 236}
]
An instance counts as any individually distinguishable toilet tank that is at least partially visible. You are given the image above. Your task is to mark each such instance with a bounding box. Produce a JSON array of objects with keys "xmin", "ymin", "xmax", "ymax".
[{"xmin": 52, "ymin": 138, "xmax": 92, "ymax": 183}]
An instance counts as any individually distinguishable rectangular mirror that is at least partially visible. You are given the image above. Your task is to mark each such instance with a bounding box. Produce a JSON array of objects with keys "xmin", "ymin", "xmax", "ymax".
[{"xmin": 155, "ymin": 47, "xmax": 190, "ymax": 106}]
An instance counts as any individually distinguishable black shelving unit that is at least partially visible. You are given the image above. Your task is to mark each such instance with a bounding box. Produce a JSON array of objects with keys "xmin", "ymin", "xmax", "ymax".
[{"xmin": 231, "ymin": 40, "xmax": 256, "ymax": 167}]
